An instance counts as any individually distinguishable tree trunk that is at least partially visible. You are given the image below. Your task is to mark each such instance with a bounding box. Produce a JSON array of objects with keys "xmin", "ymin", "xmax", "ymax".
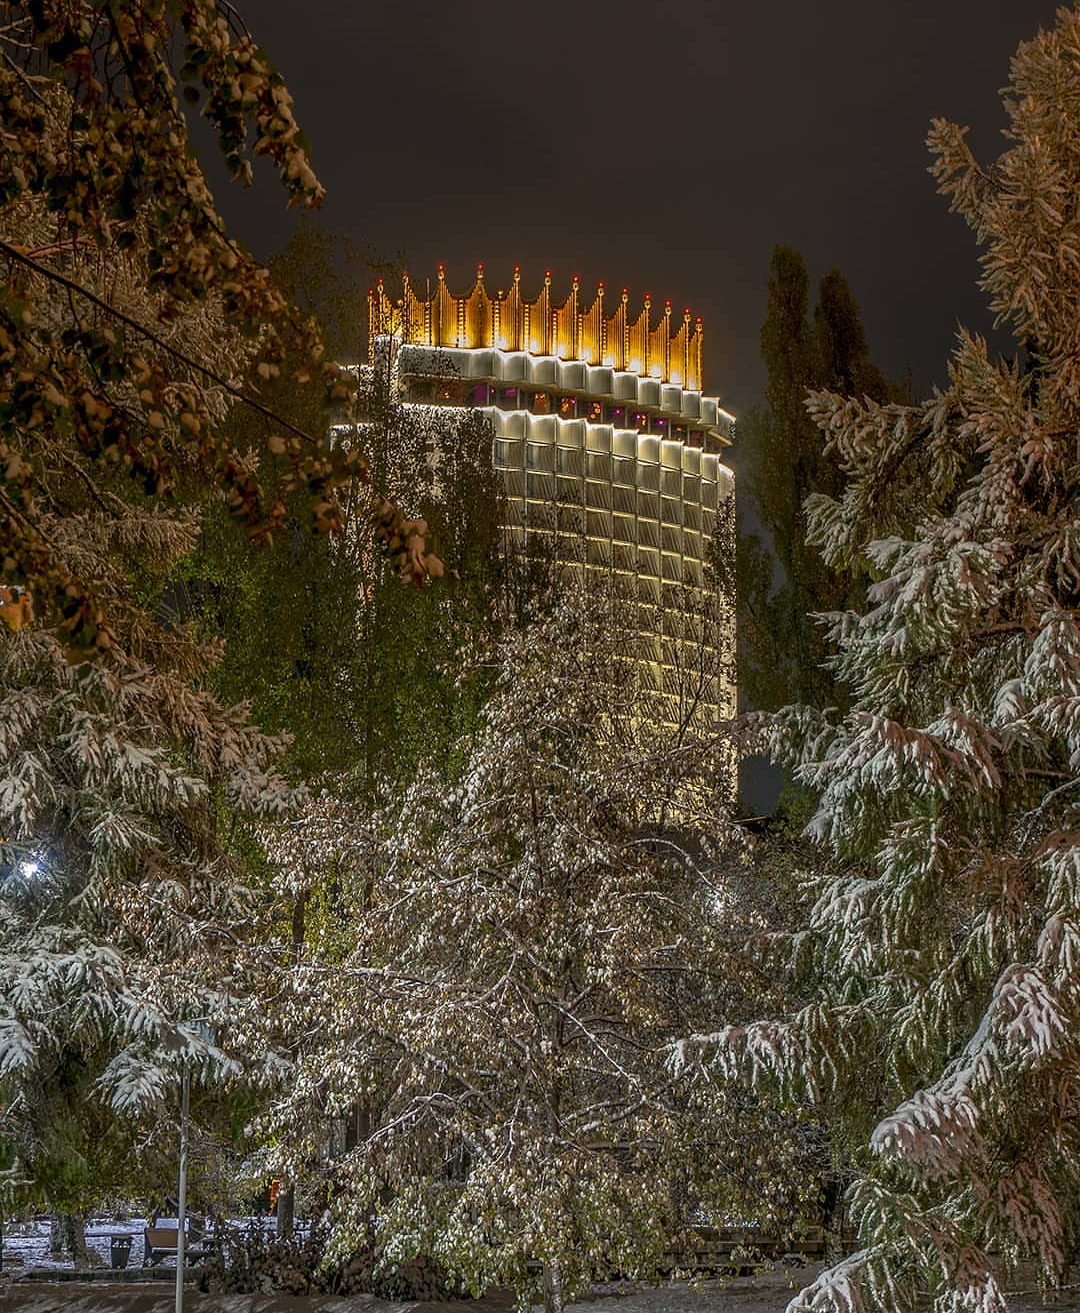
[
  {"xmin": 542, "ymin": 1260, "xmax": 565, "ymax": 1313},
  {"xmin": 291, "ymin": 891, "xmax": 308, "ymax": 961},
  {"xmin": 62, "ymin": 1213, "xmax": 89, "ymax": 1268},
  {"xmin": 48, "ymin": 1215, "xmax": 62, "ymax": 1256},
  {"xmin": 276, "ymin": 1185, "xmax": 295, "ymax": 1238}
]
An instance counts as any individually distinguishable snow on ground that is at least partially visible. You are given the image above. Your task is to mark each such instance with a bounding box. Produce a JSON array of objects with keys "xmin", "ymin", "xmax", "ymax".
[
  {"xmin": 1, "ymin": 1216, "xmax": 149, "ymax": 1271},
  {"xmin": 0, "ymin": 1215, "xmax": 276, "ymax": 1273},
  {"xmin": 3, "ymin": 1268, "xmax": 1080, "ymax": 1313},
  {"xmin": 2, "ymin": 1227, "xmax": 1078, "ymax": 1313}
]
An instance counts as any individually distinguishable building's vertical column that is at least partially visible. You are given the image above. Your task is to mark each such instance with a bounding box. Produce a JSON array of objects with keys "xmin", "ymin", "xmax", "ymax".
[
  {"xmin": 510, "ymin": 266, "xmax": 522, "ymax": 351},
  {"xmin": 682, "ymin": 310, "xmax": 692, "ymax": 388},
  {"xmin": 435, "ymin": 264, "xmax": 450, "ymax": 347}
]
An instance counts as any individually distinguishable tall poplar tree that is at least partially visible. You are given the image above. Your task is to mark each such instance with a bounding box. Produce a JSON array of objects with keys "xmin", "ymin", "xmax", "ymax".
[
  {"xmin": 187, "ymin": 322, "xmax": 504, "ymax": 789},
  {"xmin": 738, "ymin": 248, "xmax": 893, "ymax": 715}
]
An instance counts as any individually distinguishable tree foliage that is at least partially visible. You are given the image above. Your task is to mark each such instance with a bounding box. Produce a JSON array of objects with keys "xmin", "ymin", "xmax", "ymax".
[
  {"xmin": 738, "ymin": 247, "xmax": 895, "ymax": 715},
  {"xmin": 247, "ymin": 587, "xmax": 821, "ymax": 1312},
  {"xmin": 0, "ymin": 2, "xmax": 433, "ymax": 1217},
  {"xmin": 187, "ymin": 341, "xmax": 504, "ymax": 788},
  {"xmin": 0, "ymin": 2, "xmax": 437, "ymax": 659},
  {"xmin": 690, "ymin": 10, "xmax": 1080, "ymax": 1309}
]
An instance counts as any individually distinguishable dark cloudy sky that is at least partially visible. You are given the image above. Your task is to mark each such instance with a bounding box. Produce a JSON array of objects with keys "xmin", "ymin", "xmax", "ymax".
[
  {"xmin": 220, "ymin": 2, "xmax": 1060, "ymax": 811},
  {"xmin": 227, "ymin": 0, "xmax": 1060, "ymax": 431}
]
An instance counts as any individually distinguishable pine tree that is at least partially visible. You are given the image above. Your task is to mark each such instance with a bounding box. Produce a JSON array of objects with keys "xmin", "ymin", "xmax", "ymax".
[
  {"xmin": 738, "ymin": 248, "xmax": 893, "ymax": 716},
  {"xmin": 687, "ymin": 9, "xmax": 1080, "ymax": 1309}
]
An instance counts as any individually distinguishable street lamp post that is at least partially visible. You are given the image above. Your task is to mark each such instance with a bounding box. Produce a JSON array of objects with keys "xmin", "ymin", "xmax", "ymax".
[
  {"xmin": 175, "ymin": 1065, "xmax": 190, "ymax": 1313},
  {"xmin": 172, "ymin": 1017, "xmax": 212, "ymax": 1313}
]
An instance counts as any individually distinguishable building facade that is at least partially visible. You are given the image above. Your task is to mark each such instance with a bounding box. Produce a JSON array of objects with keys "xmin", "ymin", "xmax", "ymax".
[{"xmin": 366, "ymin": 265, "xmax": 736, "ymax": 734}]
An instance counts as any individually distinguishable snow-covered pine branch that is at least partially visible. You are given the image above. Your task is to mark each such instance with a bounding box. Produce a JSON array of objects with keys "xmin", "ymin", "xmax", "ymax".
[{"xmin": 689, "ymin": 8, "xmax": 1080, "ymax": 1309}]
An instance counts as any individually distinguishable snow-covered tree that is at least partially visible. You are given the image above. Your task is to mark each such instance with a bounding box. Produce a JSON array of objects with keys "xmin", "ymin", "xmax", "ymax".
[
  {"xmin": 0, "ymin": 88, "xmax": 308, "ymax": 1222},
  {"xmin": 0, "ymin": 4, "xmax": 440, "ymax": 1223},
  {"xmin": 684, "ymin": 10, "xmax": 1080, "ymax": 1311},
  {"xmin": 246, "ymin": 584, "xmax": 823, "ymax": 1311},
  {"xmin": 0, "ymin": 626, "xmax": 298, "ymax": 1191}
]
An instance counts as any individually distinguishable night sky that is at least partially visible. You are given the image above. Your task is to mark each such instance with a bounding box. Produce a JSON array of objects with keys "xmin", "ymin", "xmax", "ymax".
[
  {"xmin": 224, "ymin": 2, "xmax": 1059, "ymax": 809},
  {"xmin": 227, "ymin": 0, "xmax": 1061, "ymax": 435}
]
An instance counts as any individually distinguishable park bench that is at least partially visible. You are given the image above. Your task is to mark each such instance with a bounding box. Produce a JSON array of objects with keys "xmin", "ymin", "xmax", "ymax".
[
  {"xmin": 142, "ymin": 1219, "xmax": 214, "ymax": 1266},
  {"xmin": 657, "ymin": 1222, "xmax": 830, "ymax": 1275}
]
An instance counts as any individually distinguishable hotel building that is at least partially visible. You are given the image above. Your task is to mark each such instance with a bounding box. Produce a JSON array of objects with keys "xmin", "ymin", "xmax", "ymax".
[{"xmin": 365, "ymin": 265, "xmax": 736, "ymax": 733}]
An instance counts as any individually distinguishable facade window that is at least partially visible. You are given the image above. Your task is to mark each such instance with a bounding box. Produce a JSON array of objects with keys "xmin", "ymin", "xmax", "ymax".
[
  {"xmin": 588, "ymin": 400, "xmax": 603, "ymax": 422},
  {"xmin": 606, "ymin": 404, "xmax": 626, "ymax": 426},
  {"xmin": 437, "ymin": 380, "xmax": 468, "ymax": 404},
  {"xmin": 673, "ymin": 423, "xmax": 687, "ymax": 441},
  {"xmin": 530, "ymin": 391, "xmax": 551, "ymax": 414},
  {"xmin": 558, "ymin": 395, "xmax": 577, "ymax": 417},
  {"xmin": 497, "ymin": 386, "xmax": 520, "ymax": 409},
  {"xmin": 469, "ymin": 383, "xmax": 493, "ymax": 405},
  {"xmin": 688, "ymin": 429, "xmax": 704, "ymax": 447},
  {"xmin": 633, "ymin": 411, "xmax": 648, "ymax": 433}
]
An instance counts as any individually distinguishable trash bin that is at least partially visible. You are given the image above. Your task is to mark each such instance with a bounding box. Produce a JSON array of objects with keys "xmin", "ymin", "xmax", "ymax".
[{"xmin": 110, "ymin": 1233, "xmax": 134, "ymax": 1269}]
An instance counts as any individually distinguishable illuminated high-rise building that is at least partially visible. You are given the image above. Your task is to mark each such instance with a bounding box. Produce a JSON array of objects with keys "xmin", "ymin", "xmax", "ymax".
[{"xmin": 365, "ymin": 264, "xmax": 736, "ymax": 733}]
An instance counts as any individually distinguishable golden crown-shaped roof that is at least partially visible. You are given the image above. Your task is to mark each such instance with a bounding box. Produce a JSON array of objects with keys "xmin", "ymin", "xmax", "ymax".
[{"xmin": 368, "ymin": 265, "xmax": 704, "ymax": 391}]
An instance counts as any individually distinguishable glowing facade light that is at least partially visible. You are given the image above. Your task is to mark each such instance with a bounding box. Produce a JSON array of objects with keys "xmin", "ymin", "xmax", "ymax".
[{"xmin": 367, "ymin": 266, "xmax": 706, "ymax": 390}]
